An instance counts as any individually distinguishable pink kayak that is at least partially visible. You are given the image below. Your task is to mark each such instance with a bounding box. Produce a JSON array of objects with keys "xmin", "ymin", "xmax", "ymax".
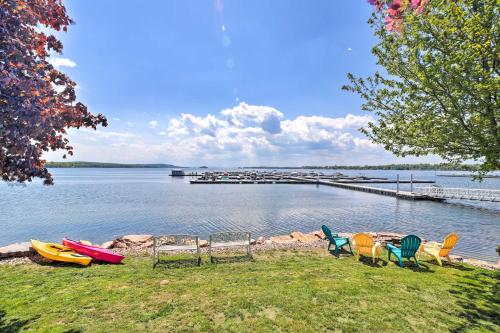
[{"xmin": 62, "ymin": 238, "xmax": 125, "ymax": 264}]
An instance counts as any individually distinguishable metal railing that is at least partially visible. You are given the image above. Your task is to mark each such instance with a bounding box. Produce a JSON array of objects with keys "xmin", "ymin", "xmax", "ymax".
[{"xmin": 414, "ymin": 186, "xmax": 500, "ymax": 202}]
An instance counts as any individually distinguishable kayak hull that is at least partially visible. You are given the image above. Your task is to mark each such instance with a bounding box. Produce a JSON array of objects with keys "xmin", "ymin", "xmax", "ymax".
[
  {"xmin": 63, "ymin": 238, "xmax": 124, "ymax": 264},
  {"xmin": 31, "ymin": 240, "xmax": 92, "ymax": 266}
]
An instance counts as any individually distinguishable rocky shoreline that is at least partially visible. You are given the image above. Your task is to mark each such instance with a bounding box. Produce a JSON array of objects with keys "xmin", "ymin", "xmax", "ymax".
[{"xmin": 1, "ymin": 231, "xmax": 498, "ymax": 270}]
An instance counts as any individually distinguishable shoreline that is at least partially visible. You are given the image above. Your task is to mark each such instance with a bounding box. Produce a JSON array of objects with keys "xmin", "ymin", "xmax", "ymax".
[{"xmin": 1, "ymin": 231, "xmax": 498, "ymax": 270}]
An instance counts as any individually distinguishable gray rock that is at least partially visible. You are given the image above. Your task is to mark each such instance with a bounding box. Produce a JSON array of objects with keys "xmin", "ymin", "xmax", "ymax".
[
  {"xmin": 112, "ymin": 234, "xmax": 154, "ymax": 249},
  {"xmin": 0, "ymin": 242, "xmax": 34, "ymax": 258},
  {"xmin": 100, "ymin": 241, "xmax": 114, "ymax": 249}
]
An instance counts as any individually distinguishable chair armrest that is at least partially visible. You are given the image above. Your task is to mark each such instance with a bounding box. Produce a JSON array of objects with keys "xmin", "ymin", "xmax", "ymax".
[{"xmin": 386, "ymin": 243, "xmax": 397, "ymax": 251}]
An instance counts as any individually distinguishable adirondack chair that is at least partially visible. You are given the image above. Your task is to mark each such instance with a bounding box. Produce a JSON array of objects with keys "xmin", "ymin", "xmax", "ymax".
[
  {"xmin": 423, "ymin": 233, "xmax": 459, "ymax": 266},
  {"xmin": 353, "ymin": 233, "xmax": 381, "ymax": 263},
  {"xmin": 387, "ymin": 235, "xmax": 421, "ymax": 268},
  {"xmin": 321, "ymin": 225, "xmax": 353, "ymax": 255}
]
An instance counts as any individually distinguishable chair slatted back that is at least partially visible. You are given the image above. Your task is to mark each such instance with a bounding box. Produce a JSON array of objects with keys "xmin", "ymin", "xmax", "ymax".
[
  {"xmin": 321, "ymin": 225, "xmax": 336, "ymax": 243},
  {"xmin": 440, "ymin": 233, "xmax": 459, "ymax": 257},
  {"xmin": 353, "ymin": 233, "xmax": 375, "ymax": 255},
  {"xmin": 400, "ymin": 235, "xmax": 421, "ymax": 258}
]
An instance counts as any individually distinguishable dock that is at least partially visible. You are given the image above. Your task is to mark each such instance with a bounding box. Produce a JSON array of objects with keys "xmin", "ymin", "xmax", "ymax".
[
  {"xmin": 313, "ymin": 179, "xmax": 443, "ymax": 201},
  {"xmin": 188, "ymin": 171, "xmax": 439, "ymax": 201}
]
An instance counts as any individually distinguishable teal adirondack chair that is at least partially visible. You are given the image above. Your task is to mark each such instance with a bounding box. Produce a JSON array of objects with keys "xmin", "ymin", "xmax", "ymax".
[
  {"xmin": 387, "ymin": 235, "xmax": 421, "ymax": 268},
  {"xmin": 321, "ymin": 225, "xmax": 353, "ymax": 255}
]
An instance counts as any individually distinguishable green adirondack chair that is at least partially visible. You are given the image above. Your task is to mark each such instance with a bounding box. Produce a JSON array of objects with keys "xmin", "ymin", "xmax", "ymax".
[
  {"xmin": 321, "ymin": 225, "xmax": 353, "ymax": 255},
  {"xmin": 387, "ymin": 234, "xmax": 421, "ymax": 268}
]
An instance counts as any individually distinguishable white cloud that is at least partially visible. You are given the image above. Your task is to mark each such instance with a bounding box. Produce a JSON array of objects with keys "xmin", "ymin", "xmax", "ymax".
[
  {"xmin": 160, "ymin": 102, "xmax": 379, "ymax": 165},
  {"xmin": 149, "ymin": 120, "xmax": 158, "ymax": 129},
  {"xmin": 79, "ymin": 128, "xmax": 136, "ymax": 140},
  {"xmin": 48, "ymin": 57, "xmax": 77, "ymax": 69},
  {"xmin": 45, "ymin": 103, "xmax": 421, "ymax": 166}
]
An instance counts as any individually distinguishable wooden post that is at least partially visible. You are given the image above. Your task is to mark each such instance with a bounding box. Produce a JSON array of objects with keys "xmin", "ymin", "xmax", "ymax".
[
  {"xmin": 396, "ymin": 174, "xmax": 400, "ymax": 194},
  {"xmin": 410, "ymin": 174, "xmax": 414, "ymax": 193}
]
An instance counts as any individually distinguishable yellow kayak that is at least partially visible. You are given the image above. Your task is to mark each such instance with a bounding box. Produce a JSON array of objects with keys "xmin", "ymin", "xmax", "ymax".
[{"xmin": 31, "ymin": 239, "xmax": 92, "ymax": 266}]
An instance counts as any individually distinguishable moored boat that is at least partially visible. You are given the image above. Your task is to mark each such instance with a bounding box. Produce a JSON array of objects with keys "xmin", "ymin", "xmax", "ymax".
[
  {"xmin": 63, "ymin": 238, "xmax": 125, "ymax": 264},
  {"xmin": 31, "ymin": 240, "xmax": 92, "ymax": 266}
]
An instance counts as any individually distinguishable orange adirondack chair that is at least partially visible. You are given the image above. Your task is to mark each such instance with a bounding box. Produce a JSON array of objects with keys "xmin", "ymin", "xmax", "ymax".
[
  {"xmin": 423, "ymin": 233, "xmax": 459, "ymax": 266},
  {"xmin": 353, "ymin": 233, "xmax": 381, "ymax": 263}
]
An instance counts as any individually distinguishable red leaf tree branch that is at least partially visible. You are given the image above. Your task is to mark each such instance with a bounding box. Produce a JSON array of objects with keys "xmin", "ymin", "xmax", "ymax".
[
  {"xmin": 368, "ymin": 0, "xmax": 429, "ymax": 32},
  {"xmin": 0, "ymin": 0, "xmax": 107, "ymax": 185}
]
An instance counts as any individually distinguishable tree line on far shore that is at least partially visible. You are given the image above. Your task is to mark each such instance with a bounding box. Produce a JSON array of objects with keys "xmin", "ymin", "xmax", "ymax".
[
  {"xmin": 304, "ymin": 164, "xmax": 482, "ymax": 171},
  {"xmin": 46, "ymin": 162, "xmax": 178, "ymax": 169},
  {"xmin": 244, "ymin": 163, "xmax": 486, "ymax": 171}
]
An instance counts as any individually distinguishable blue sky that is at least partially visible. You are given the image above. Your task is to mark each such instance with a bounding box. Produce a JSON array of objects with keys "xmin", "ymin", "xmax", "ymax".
[{"xmin": 45, "ymin": 0, "xmax": 437, "ymax": 166}]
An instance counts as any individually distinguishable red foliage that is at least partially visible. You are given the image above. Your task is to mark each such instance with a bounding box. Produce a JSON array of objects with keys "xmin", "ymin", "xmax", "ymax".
[
  {"xmin": 0, "ymin": 0, "xmax": 107, "ymax": 185},
  {"xmin": 368, "ymin": 0, "xmax": 429, "ymax": 32}
]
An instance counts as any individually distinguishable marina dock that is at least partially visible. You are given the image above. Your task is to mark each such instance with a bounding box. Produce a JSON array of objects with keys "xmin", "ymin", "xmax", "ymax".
[
  {"xmin": 312, "ymin": 179, "xmax": 442, "ymax": 201},
  {"xmin": 188, "ymin": 171, "xmax": 440, "ymax": 201}
]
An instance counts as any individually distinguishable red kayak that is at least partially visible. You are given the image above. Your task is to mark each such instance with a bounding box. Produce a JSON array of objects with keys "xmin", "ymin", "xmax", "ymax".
[{"xmin": 62, "ymin": 238, "xmax": 125, "ymax": 264}]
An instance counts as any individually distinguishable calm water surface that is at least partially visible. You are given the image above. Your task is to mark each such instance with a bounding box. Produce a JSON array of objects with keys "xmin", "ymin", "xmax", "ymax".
[{"xmin": 1, "ymin": 168, "xmax": 499, "ymax": 261}]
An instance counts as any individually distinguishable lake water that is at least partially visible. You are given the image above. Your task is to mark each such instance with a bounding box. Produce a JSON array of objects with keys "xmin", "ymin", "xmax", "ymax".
[{"xmin": 1, "ymin": 168, "xmax": 499, "ymax": 262}]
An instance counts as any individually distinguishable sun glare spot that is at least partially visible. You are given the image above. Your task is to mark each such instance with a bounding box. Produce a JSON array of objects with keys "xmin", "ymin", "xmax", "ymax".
[
  {"xmin": 222, "ymin": 35, "xmax": 231, "ymax": 47},
  {"xmin": 226, "ymin": 58, "xmax": 235, "ymax": 69},
  {"xmin": 215, "ymin": 0, "xmax": 223, "ymax": 12}
]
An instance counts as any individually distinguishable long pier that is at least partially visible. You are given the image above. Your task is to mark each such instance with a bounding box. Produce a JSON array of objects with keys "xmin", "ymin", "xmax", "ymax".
[
  {"xmin": 188, "ymin": 171, "xmax": 440, "ymax": 201},
  {"xmin": 414, "ymin": 187, "xmax": 500, "ymax": 202},
  {"xmin": 186, "ymin": 171, "xmax": 500, "ymax": 202},
  {"xmin": 310, "ymin": 179, "xmax": 442, "ymax": 201}
]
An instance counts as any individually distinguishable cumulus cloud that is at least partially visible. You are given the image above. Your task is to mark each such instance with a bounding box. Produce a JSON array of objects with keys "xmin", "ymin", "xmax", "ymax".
[
  {"xmin": 45, "ymin": 103, "xmax": 387, "ymax": 166},
  {"xmin": 162, "ymin": 102, "xmax": 378, "ymax": 164},
  {"xmin": 48, "ymin": 57, "xmax": 77, "ymax": 69},
  {"xmin": 221, "ymin": 103, "xmax": 283, "ymax": 134}
]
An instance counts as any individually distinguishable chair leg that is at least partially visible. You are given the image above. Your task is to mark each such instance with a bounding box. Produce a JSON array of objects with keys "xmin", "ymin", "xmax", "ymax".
[
  {"xmin": 398, "ymin": 258, "xmax": 403, "ymax": 267},
  {"xmin": 347, "ymin": 242, "xmax": 353, "ymax": 255},
  {"xmin": 446, "ymin": 255, "xmax": 452, "ymax": 264},
  {"xmin": 436, "ymin": 255, "xmax": 443, "ymax": 266},
  {"xmin": 413, "ymin": 256, "xmax": 419, "ymax": 268}
]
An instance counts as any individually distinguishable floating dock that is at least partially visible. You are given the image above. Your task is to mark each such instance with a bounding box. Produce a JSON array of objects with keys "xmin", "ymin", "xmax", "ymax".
[
  {"xmin": 189, "ymin": 171, "xmax": 439, "ymax": 201},
  {"xmin": 313, "ymin": 180, "xmax": 443, "ymax": 201}
]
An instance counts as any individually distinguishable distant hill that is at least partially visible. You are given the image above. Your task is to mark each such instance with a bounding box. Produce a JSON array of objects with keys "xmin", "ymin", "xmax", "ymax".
[{"xmin": 46, "ymin": 161, "xmax": 181, "ymax": 168}]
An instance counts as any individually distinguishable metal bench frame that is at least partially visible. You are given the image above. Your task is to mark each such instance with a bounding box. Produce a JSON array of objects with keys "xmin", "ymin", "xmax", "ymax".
[
  {"xmin": 153, "ymin": 234, "xmax": 201, "ymax": 268},
  {"xmin": 208, "ymin": 231, "xmax": 251, "ymax": 263}
]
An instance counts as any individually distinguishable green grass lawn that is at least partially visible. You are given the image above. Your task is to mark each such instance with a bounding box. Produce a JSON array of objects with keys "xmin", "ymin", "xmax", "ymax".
[{"xmin": 0, "ymin": 249, "xmax": 498, "ymax": 332}]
